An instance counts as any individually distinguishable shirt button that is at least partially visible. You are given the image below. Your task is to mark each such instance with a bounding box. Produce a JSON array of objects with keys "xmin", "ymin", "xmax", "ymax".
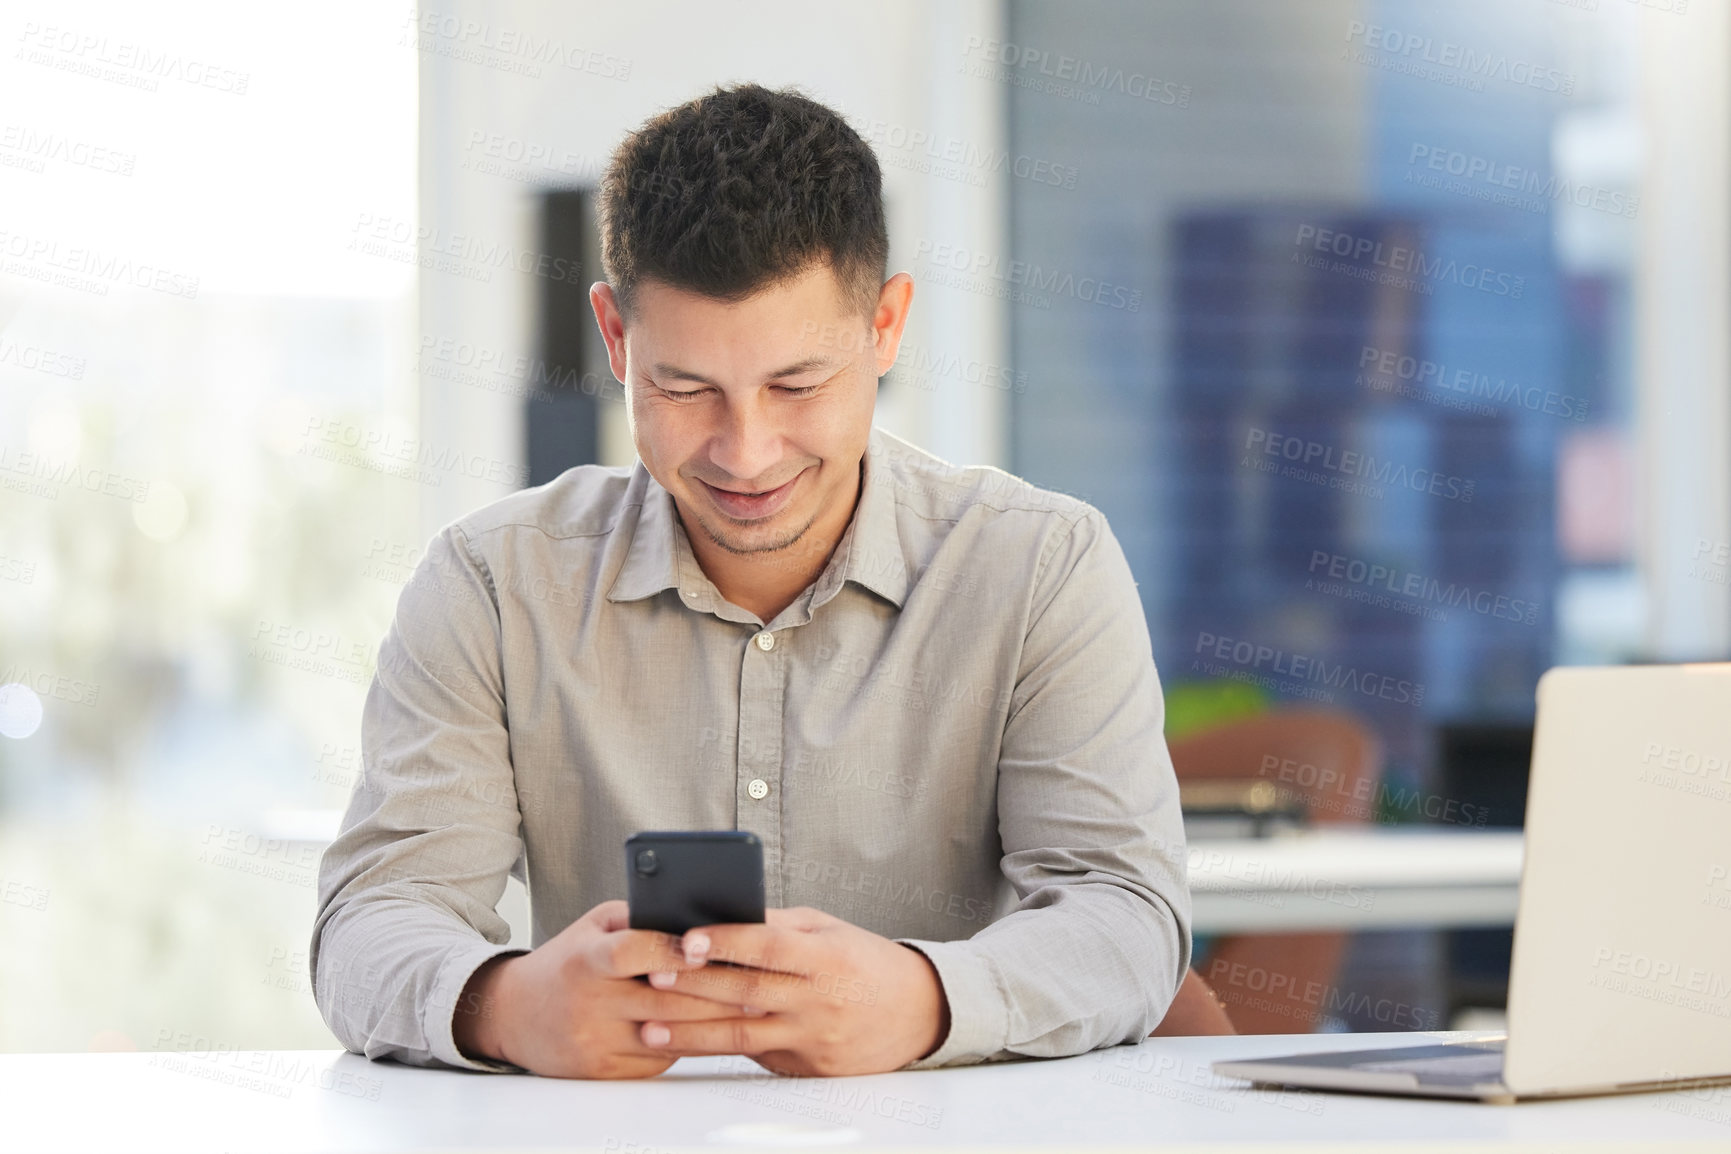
[
  {"xmin": 747, "ymin": 778, "xmax": 770, "ymax": 800},
  {"xmin": 754, "ymin": 631, "xmax": 775, "ymax": 652}
]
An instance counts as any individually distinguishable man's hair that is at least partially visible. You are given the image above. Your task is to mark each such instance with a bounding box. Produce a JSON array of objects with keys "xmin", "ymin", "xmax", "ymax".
[{"xmin": 598, "ymin": 82, "xmax": 888, "ymax": 322}]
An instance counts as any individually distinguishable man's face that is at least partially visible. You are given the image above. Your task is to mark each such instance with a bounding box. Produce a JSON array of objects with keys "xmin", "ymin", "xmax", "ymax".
[{"xmin": 593, "ymin": 262, "xmax": 909, "ymax": 558}]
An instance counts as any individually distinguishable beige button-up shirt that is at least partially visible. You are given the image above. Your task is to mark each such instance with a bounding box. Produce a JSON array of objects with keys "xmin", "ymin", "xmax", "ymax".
[{"xmin": 311, "ymin": 425, "xmax": 1191, "ymax": 1072}]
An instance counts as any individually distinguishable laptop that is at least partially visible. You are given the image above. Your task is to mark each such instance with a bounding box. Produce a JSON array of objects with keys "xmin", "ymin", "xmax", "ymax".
[{"xmin": 1212, "ymin": 663, "xmax": 1731, "ymax": 1102}]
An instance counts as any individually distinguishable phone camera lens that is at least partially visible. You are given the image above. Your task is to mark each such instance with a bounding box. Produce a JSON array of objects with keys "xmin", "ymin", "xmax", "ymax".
[{"xmin": 634, "ymin": 849, "xmax": 659, "ymax": 876}]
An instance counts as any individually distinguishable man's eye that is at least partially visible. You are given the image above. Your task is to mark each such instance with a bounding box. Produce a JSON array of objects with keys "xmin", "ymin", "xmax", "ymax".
[
  {"xmin": 660, "ymin": 385, "xmax": 708, "ymax": 400},
  {"xmin": 776, "ymin": 384, "xmax": 819, "ymax": 397}
]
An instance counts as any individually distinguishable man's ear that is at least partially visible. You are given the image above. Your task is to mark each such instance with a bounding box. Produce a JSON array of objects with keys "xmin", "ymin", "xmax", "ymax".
[
  {"xmin": 871, "ymin": 273, "xmax": 915, "ymax": 378},
  {"xmin": 590, "ymin": 281, "xmax": 629, "ymax": 386}
]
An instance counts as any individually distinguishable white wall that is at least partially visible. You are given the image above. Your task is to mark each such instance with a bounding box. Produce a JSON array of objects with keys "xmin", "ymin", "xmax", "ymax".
[{"xmin": 1635, "ymin": 2, "xmax": 1731, "ymax": 659}]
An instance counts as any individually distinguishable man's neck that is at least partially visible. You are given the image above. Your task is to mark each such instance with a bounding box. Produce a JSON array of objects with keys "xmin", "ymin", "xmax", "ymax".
[{"xmin": 684, "ymin": 460, "xmax": 864, "ymax": 624}]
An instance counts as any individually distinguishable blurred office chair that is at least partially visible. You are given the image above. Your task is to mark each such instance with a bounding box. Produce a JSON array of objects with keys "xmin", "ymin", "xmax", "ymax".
[{"xmin": 1169, "ymin": 709, "xmax": 1384, "ymax": 1033}]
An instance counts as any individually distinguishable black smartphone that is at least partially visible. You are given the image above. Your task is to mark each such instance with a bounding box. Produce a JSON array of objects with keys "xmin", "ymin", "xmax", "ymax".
[{"xmin": 625, "ymin": 830, "xmax": 766, "ymax": 936}]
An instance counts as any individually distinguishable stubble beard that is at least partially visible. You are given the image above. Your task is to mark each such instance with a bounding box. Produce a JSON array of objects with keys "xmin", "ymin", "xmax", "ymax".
[{"xmin": 689, "ymin": 504, "xmax": 820, "ymax": 557}]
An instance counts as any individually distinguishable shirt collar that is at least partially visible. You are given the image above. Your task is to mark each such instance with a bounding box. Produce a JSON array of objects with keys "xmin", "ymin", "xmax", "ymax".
[
  {"xmin": 822, "ymin": 427, "xmax": 909, "ymax": 610},
  {"xmin": 605, "ymin": 427, "xmax": 910, "ymax": 612},
  {"xmin": 606, "ymin": 463, "xmax": 683, "ymax": 603}
]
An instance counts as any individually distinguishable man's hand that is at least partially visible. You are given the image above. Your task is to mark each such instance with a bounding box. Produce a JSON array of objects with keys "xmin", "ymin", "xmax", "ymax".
[
  {"xmin": 453, "ymin": 899, "xmax": 761, "ymax": 1079},
  {"xmin": 636, "ymin": 906, "xmax": 951, "ymax": 1076}
]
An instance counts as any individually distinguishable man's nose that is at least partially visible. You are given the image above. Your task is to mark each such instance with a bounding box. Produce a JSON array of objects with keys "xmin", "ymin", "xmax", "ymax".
[{"xmin": 708, "ymin": 396, "xmax": 783, "ymax": 484}]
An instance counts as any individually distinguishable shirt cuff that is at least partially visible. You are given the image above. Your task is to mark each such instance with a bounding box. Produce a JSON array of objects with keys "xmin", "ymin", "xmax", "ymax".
[
  {"xmin": 427, "ymin": 943, "xmax": 532, "ymax": 1073},
  {"xmin": 893, "ymin": 938, "xmax": 1009, "ymax": 1068}
]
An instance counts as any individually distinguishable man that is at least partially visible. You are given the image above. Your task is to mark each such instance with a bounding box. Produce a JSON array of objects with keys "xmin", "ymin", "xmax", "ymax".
[{"xmin": 311, "ymin": 82, "xmax": 1191, "ymax": 1080}]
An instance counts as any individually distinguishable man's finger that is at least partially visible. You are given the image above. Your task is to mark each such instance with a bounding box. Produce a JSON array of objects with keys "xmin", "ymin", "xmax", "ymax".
[
  {"xmin": 686, "ymin": 923, "xmax": 818, "ymax": 974},
  {"xmin": 588, "ymin": 900, "xmax": 632, "ymax": 933},
  {"xmin": 619, "ymin": 985, "xmax": 771, "ymax": 1022},
  {"xmin": 640, "ymin": 1015, "xmax": 797, "ymax": 1056},
  {"xmin": 656, "ymin": 961, "xmax": 808, "ymax": 1011},
  {"xmin": 591, "ymin": 928, "xmax": 708, "ymax": 979},
  {"xmin": 764, "ymin": 906, "xmax": 834, "ymax": 932}
]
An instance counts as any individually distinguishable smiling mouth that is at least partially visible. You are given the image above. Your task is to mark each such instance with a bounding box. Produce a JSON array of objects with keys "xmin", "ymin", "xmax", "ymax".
[{"xmin": 700, "ymin": 472, "xmax": 802, "ymax": 520}]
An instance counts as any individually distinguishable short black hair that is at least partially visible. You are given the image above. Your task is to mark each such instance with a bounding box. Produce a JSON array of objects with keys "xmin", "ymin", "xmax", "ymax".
[{"xmin": 598, "ymin": 82, "xmax": 888, "ymax": 322}]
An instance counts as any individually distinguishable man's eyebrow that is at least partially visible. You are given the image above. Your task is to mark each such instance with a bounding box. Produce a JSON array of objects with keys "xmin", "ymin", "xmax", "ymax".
[{"xmin": 649, "ymin": 355, "xmax": 840, "ymax": 386}]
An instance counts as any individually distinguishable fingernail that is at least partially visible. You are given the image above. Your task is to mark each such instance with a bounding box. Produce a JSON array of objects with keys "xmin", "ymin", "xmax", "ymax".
[
  {"xmin": 684, "ymin": 932, "xmax": 710, "ymax": 961},
  {"xmin": 648, "ymin": 971, "xmax": 676, "ymax": 989},
  {"xmin": 644, "ymin": 1024, "xmax": 671, "ymax": 1046}
]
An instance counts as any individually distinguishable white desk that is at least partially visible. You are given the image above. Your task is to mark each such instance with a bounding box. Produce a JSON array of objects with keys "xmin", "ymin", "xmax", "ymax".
[
  {"xmin": 8, "ymin": 1032, "xmax": 1727, "ymax": 1152},
  {"xmin": 1188, "ymin": 829, "xmax": 1525, "ymax": 933}
]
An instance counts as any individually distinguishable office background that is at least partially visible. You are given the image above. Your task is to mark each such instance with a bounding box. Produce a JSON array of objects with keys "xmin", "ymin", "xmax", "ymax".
[{"xmin": 0, "ymin": 0, "xmax": 1725, "ymax": 1053}]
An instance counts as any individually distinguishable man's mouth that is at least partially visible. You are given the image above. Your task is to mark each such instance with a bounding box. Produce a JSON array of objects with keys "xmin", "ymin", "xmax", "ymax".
[{"xmin": 700, "ymin": 471, "xmax": 802, "ymax": 520}]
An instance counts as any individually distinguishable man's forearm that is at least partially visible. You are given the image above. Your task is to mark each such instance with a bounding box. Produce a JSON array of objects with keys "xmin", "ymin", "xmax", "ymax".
[
  {"xmin": 903, "ymin": 943, "xmax": 951, "ymax": 1061},
  {"xmin": 454, "ymin": 953, "xmax": 518, "ymax": 1064},
  {"xmin": 899, "ymin": 881, "xmax": 1188, "ymax": 1068}
]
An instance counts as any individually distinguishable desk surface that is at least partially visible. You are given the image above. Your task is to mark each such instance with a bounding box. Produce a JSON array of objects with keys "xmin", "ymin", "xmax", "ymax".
[{"xmin": 10, "ymin": 1031, "xmax": 1729, "ymax": 1152}]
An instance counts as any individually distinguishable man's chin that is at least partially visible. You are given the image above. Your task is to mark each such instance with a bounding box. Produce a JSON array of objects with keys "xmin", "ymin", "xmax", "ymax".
[{"xmin": 692, "ymin": 509, "xmax": 815, "ymax": 557}]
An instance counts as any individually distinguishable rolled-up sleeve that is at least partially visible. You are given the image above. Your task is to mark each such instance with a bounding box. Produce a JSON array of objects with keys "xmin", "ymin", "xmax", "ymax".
[
  {"xmin": 897, "ymin": 509, "xmax": 1192, "ymax": 1068},
  {"xmin": 310, "ymin": 523, "xmax": 530, "ymax": 1073}
]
